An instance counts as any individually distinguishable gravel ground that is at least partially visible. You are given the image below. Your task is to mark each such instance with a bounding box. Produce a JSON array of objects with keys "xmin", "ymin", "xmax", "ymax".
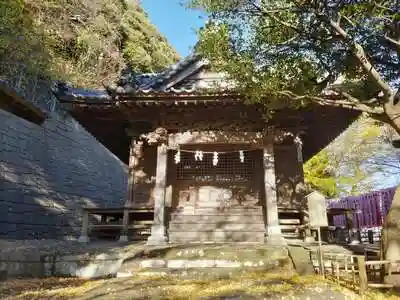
[
  {"xmin": 0, "ymin": 241, "xmax": 398, "ymax": 299},
  {"xmin": 0, "ymin": 271, "xmax": 363, "ymax": 300}
]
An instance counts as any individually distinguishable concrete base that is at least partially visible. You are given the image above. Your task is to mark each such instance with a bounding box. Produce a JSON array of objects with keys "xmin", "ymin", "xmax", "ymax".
[
  {"xmin": 78, "ymin": 236, "xmax": 90, "ymax": 243},
  {"xmin": 349, "ymin": 240, "xmax": 360, "ymax": 245},
  {"xmin": 265, "ymin": 225, "xmax": 286, "ymax": 246},
  {"xmin": 146, "ymin": 235, "xmax": 168, "ymax": 246},
  {"xmin": 265, "ymin": 234, "xmax": 287, "ymax": 246},
  {"xmin": 119, "ymin": 235, "xmax": 129, "ymax": 242},
  {"xmin": 304, "ymin": 236, "xmax": 315, "ymax": 243},
  {"xmin": 147, "ymin": 224, "xmax": 168, "ymax": 246}
]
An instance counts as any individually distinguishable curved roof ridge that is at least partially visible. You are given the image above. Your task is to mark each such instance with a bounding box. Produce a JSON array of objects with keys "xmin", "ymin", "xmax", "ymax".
[{"xmin": 138, "ymin": 53, "xmax": 203, "ymax": 90}]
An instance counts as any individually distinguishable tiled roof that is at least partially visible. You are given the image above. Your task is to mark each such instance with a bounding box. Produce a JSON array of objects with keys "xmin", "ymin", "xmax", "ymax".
[
  {"xmin": 138, "ymin": 53, "xmax": 201, "ymax": 91},
  {"xmin": 53, "ymin": 81, "xmax": 111, "ymax": 103},
  {"xmin": 53, "ymin": 54, "xmax": 230, "ymax": 102},
  {"xmin": 112, "ymin": 53, "xmax": 209, "ymax": 95}
]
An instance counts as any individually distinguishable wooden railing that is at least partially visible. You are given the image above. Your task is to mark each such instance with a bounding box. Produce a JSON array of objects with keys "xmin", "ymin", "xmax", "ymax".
[
  {"xmin": 79, "ymin": 207, "xmax": 154, "ymax": 242},
  {"xmin": 310, "ymin": 250, "xmax": 399, "ymax": 295}
]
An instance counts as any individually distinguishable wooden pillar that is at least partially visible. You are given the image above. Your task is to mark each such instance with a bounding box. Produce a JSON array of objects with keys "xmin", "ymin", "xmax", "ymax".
[
  {"xmin": 263, "ymin": 138, "xmax": 286, "ymax": 245},
  {"xmin": 78, "ymin": 210, "xmax": 90, "ymax": 243},
  {"xmin": 147, "ymin": 143, "xmax": 169, "ymax": 245},
  {"xmin": 126, "ymin": 139, "xmax": 144, "ymax": 207},
  {"xmin": 119, "ymin": 138, "xmax": 143, "ymax": 242},
  {"xmin": 295, "ymin": 135, "xmax": 314, "ymax": 243},
  {"xmin": 346, "ymin": 211, "xmax": 359, "ymax": 244}
]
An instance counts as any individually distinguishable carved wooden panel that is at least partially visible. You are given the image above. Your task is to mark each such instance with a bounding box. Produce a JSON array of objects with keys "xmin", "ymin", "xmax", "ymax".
[{"xmin": 169, "ymin": 131, "xmax": 265, "ymax": 148}]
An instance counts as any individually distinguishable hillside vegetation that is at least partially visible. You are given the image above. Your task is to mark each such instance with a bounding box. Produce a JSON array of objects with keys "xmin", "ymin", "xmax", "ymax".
[{"xmin": 0, "ymin": 0, "xmax": 179, "ymax": 88}]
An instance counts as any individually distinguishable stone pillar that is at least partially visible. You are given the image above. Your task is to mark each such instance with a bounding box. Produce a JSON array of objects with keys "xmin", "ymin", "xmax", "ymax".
[
  {"xmin": 147, "ymin": 143, "xmax": 169, "ymax": 245},
  {"xmin": 119, "ymin": 138, "xmax": 143, "ymax": 242},
  {"xmin": 263, "ymin": 139, "xmax": 286, "ymax": 245},
  {"xmin": 78, "ymin": 210, "xmax": 90, "ymax": 243}
]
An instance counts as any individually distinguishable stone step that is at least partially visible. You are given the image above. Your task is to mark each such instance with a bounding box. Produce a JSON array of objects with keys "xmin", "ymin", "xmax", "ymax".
[
  {"xmin": 121, "ymin": 259, "xmax": 282, "ymax": 270},
  {"xmin": 168, "ymin": 222, "xmax": 265, "ymax": 232},
  {"xmin": 282, "ymin": 232, "xmax": 302, "ymax": 239},
  {"xmin": 280, "ymin": 224, "xmax": 304, "ymax": 231},
  {"xmin": 170, "ymin": 214, "xmax": 264, "ymax": 223},
  {"xmin": 118, "ymin": 267, "xmax": 274, "ymax": 279},
  {"xmin": 168, "ymin": 230, "xmax": 265, "ymax": 244},
  {"xmin": 279, "ymin": 219, "xmax": 301, "ymax": 225},
  {"xmin": 278, "ymin": 208, "xmax": 303, "ymax": 213}
]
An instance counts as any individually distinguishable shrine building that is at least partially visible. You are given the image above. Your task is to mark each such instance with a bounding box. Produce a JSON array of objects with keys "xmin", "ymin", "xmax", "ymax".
[{"xmin": 53, "ymin": 54, "xmax": 358, "ymax": 245}]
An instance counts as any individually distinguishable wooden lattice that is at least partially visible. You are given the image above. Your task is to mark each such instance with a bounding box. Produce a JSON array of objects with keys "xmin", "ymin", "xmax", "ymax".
[{"xmin": 176, "ymin": 150, "xmax": 256, "ymax": 183}]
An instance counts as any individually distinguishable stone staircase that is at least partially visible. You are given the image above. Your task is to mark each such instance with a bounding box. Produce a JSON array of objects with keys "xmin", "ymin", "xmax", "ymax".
[
  {"xmin": 118, "ymin": 244, "xmax": 292, "ymax": 277},
  {"xmin": 278, "ymin": 208, "xmax": 305, "ymax": 241},
  {"xmin": 168, "ymin": 206, "xmax": 265, "ymax": 244}
]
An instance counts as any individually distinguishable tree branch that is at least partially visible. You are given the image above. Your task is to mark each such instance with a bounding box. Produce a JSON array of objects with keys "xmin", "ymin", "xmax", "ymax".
[
  {"xmin": 249, "ymin": 2, "xmax": 302, "ymax": 32},
  {"xmin": 384, "ymin": 34, "xmax": 400, "ymax": 49},
  {"xmin": 328, "ymin": 18, "xmax": 394, "ymax": 100},
  {"xmin": 275, "ymin": 90, "xmax": 385, "ymax": 115},
  {"xmin": 374, "ymin": 3, "xmax": 397, "ymax": 13}
]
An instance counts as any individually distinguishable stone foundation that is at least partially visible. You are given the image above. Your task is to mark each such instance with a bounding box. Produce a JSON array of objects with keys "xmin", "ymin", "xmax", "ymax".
[{"xmin": 168, "ymin": 206, "xmax": 265, "ymax": 243}]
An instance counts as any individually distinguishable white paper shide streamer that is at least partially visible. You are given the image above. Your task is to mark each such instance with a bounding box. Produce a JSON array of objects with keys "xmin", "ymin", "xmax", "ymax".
[
  {"xmin": 194, "ymin": 150, "xmax": 204, "ymax": 161},
  {"xmin": 212, "ymin": 151, "xmax": 219, "ymax": 166},
  {"xmin": 174, "ymin": 149, "xmax": 247, "ymax": 165},
  {"xmin": 239, "ymin": 150, "xmax": 244, "ymax": 163},
  {"xmin": 174, "ymin": 149, "xmax": 181, "ymax": 164}
]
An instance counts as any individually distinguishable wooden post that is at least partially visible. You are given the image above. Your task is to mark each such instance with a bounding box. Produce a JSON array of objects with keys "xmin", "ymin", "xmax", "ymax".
[
  {"xmin": 351, "ymin": 255, "xmax": 356, "ymax": 284},
  {"xmin": 387, "ymin": 262, "xmax": 392, "ymax": 284},
  {"xmin": 357, "ymin": 256, "xmax": 368, "ymax": 295},
  {"xmin": 335, "ymin": 261, "xmax": 340, "ymax": 283},
  {"xmin": 125, "ymin": 139, "xmax": 144, "ymax": 207},
  {"xmin": 119, "ymin": 138, "xmax": 144, "ymax": 242},
  {"xmin": 78, "ymin": 210, "xmax": 90, "ymax": 243},
  {"xmin": 317, "ymin": 227, "xmax": 325, "ymax": 278},
  {"xmin": 294, "ymin": 135, "xmax": 314, "ymax": 243}
]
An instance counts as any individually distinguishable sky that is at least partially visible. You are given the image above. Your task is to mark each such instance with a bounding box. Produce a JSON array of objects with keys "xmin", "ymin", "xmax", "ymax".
[{"xmin": 141, "ymin": 0, "xmax": 207, "ymax": 57}]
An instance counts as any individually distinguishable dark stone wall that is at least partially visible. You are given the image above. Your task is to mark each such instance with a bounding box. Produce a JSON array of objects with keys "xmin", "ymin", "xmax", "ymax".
[{"xmin": 0, "ymin": 109, "xmax": 127, "ymax": 240}]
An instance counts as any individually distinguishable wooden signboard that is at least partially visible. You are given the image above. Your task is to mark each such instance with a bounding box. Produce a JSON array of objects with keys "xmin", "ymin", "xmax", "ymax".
[
  {"xmin": 306, "ymin": 191, "xmax": 328, "ymax": 277},
  {"xmin": 307, "ymin": 191, "xmax": 328, "ymax": 228}
]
